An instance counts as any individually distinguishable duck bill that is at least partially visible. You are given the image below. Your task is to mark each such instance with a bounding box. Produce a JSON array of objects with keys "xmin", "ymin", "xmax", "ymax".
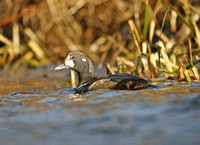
[{"xmin": 55, "ymin": 63, "xmax": 68, "ymax": 70}]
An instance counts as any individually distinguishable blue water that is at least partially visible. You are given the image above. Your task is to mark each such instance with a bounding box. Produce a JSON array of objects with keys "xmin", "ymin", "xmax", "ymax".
[{"xmin": 0, "ymin": 68, "xmax": 200, "ymax": 145}]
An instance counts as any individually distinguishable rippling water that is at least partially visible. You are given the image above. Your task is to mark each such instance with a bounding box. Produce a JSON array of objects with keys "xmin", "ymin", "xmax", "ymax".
[{"xmin": 0, "ymin": 67, "xmax": 200, "ymax": 145}]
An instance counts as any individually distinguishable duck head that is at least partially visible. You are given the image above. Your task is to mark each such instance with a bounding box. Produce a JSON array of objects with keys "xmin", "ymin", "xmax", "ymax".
[{"xmin": 55, "ymin": 51, "xmax": 97, "ymax": 86}]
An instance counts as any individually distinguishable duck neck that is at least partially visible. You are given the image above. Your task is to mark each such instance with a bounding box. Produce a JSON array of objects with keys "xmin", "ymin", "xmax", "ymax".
[{"xmin": 77, "ymin": 71, "xmax": 97, "ymax": 87}]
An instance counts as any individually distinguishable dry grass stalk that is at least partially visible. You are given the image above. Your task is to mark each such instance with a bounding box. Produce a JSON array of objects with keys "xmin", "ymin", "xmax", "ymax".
[
  {"xmin": 177, "ymin": 24, "xmax": 191, "ymax": 44},
  {"xmin": 116, "ymin": 57, "xmax": 135, "ymax": 68},
  {"xmin": 0, "ymin": 34, "xmax": 13, "ymax": 46},
  {"xmin": 141, "ymin": 42, "xmax": 151, "ymax": 77},
  {"xmin": 149, "ymin": 53, "xmax": 159, "ymax": 78},
  {"xmin": 24, "ymin": 28, "xmax": 40, "ymax": 44},
  {"xmin": 149, "ymin": 19, "xmax": 155, "ymax": 44},
  {"xmin": 156, "ymin": 40, "xmax": 173, "ymax": 73},
  {"xmin": 193, "ymin": 21, "xmax": 200, "ymax": 48},
  {"xmin": 155, "ymin": 30, "xmax": 175, "ymax": 50},
  {"xmin": 188, "ymin": 39, "xmax": 192, "ymax": 61},
  {"xmin": 191, "ymin": 66, "xmax": 200, "ymax": 80},
  {"xmin": 177, "ymin": 64, "xmax": 186, "ymax": 81},
  {"xmin": 150, "ymin": 53, "xmax": 157, "ymax": 68},
  {"xmin": 128, "ymin": 19, "xmax": 141, "ymax": 53},
  {"xmin": 24, "ymin": 51, "xmax": 34, "ymax": 60},
  {"xmin": 12, "ymin": 21, "xmax": 20, "ymax": 54},
  {"xmin": 170, "ymin": 9, "xmax": 178, "ymax": 33},
  {"xmin": 106, "ymin": 63, "xmax": 115, "ymax": 75},
  {"xmin": 68, "ymin": 0, "xmax": 89, "ymax": 15},
  {"xmin": 27, "ymin": 40, "xmax": 44, "ymax": 60},
  {"xmin": 70, "ymin": 70, "xmax": 77, "ymax": 88},
  {"xmin": 6, "ymin": 47, "xmax": 15, "ymax": 67},
  {"xmin": 155, "ymin": 29, "xmax": 170, "ymax": 44},
  {"xmin": 24, "ymin": 27, "xmax": 50, "ymax": 63}
]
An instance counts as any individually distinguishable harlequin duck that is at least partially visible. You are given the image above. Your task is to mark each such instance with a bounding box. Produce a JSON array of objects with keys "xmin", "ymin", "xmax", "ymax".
[{"xmin": 55, "ymin": 51, "xmax": 150, "ymax": 93}]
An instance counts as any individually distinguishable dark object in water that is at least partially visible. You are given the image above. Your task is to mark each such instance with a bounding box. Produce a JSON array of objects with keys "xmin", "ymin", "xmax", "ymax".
[{"xmin": 55, "ymin": 51, "xmax": 150, "ymax": 93}]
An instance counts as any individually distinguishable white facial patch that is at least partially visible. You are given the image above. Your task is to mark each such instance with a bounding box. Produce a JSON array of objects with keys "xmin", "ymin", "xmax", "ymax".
[
  {"xmin": 82, "ymin": 58, "xmax": 86, "ymax": 62},
  {"xmin": 67, "ymin": 54, "xmax": 71, "ymax": 59},
  {"xmin": 65, "ymin": 59, "xmax": 75, "ymax": 68}
]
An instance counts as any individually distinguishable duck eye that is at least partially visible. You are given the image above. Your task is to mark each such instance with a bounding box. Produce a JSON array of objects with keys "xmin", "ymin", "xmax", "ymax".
[{"xmin": 71, "ymin": 56, "xmax": 75, "ymax": 60}]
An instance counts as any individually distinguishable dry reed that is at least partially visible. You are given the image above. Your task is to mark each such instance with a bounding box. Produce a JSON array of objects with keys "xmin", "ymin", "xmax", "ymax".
[{"xmin": 0, "ymin": 0, "xmax": 199, "ymax": 82}]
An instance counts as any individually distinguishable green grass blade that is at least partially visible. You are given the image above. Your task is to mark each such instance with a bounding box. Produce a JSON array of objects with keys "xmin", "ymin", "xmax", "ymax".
[
  {"xmin": 159, "ymin": 7, "xmax": 170, "ymax": 38},
  {"xmin": 142, "ymin": 0, "xmax": 149, "ymax": 41}
]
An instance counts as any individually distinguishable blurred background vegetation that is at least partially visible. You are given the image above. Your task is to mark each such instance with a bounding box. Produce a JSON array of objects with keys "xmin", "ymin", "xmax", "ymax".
[{"xmin": 0, "ymin": 0, "xmax": 200, "ymax": 81}]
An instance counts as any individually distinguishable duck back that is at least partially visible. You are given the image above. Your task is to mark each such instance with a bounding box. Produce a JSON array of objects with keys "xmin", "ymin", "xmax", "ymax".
[{"xmin": 76, "ymin": 73, "xmax": 149, "ymax": 93}]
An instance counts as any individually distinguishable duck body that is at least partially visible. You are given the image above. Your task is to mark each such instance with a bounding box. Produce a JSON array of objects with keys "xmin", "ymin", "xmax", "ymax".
[
  {"xmin": 55, "ymin": 51, "xmax": 150, "ymax": 94},
  {"xmin": 76, "ymin": 73, "xmax": 149, "ymax": 93}
]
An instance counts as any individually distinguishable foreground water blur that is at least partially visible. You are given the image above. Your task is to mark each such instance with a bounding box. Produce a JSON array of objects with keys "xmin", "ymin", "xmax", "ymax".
[{"xmin": 0, "ymin": 66, "xmax": 200, "ymax": 145}]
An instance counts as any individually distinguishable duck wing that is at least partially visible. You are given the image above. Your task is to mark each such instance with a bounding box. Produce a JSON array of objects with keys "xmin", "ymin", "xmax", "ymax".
[{"xmin": 76, "ymin": 73, "xmax": 149, "ymax": 93}]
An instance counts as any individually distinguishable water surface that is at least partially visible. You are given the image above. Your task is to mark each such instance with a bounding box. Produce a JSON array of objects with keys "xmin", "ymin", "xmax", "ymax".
[{"xmin": 0, "ymin": 67, "xmax": 200, "ymax": 145}]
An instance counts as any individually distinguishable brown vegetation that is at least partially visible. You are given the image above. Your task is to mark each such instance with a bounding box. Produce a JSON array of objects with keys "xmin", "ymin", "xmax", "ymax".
[{"xmin": 0, "ymin": 0, "xmax": 200, "ymax": 82}]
